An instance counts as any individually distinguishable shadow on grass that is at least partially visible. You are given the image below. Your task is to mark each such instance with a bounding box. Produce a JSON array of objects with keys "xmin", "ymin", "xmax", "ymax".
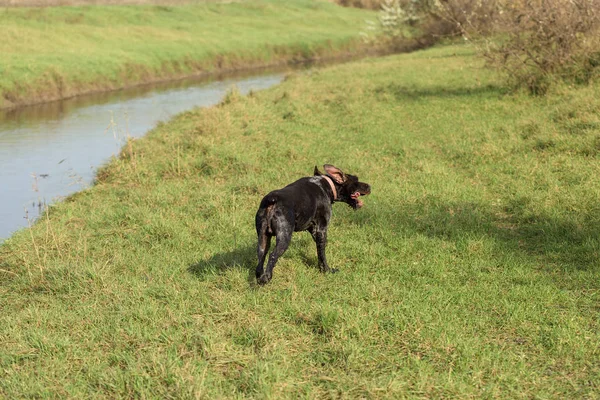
[
  {"xmin": 188, "ymin": 245, "xmax": 256, "ymax": 284},
  {"xmin": 187, "ymin": 235, "xmax": 323, "ymax": 286},
  {"xmin": 357, "ymin": 197, "xmax": 600, "ymax": 286},
  {"xmin": 374, "ymin": 83, "xmax": 506, "ymax": 101}
]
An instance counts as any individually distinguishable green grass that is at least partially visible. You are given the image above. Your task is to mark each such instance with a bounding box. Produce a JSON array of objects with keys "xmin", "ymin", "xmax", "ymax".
[
  {"xmin": 0, "ymin": 0, "xmax": 375, "ymax": 108},
  {"xmin": 1, "ymin": 44, "xmax": 600, "ymax": 398},
  {"xmin": 0, "ymin": 0, "xmax": 225, "ymax": 5}
]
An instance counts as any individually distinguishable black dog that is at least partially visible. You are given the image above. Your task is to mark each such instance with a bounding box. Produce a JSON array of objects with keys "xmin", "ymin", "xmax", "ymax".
[{"xmin": 255, "ymin": 164, "xmax": 371, "ymax": 285}]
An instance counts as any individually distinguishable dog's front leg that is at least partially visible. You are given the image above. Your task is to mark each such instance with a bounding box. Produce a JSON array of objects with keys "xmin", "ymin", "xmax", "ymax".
[{"xmin": 310, "ymin": 228, "xmax": 338, "ymax": 274}]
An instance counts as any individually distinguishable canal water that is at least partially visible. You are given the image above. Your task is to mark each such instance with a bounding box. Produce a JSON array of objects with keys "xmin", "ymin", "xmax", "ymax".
[{"xmin": 0, "ymin": 70, "xmax": 284, "ymax": 241}]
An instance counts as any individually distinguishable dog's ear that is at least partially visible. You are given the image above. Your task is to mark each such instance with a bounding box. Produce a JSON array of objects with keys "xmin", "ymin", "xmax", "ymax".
[
  {"xmin": 323, "ymin": 164, "xmax": 346, "ymax": 184},
  {"xmin": 314, "ymin": 165, "xmax": 322, "ymax": 176}
]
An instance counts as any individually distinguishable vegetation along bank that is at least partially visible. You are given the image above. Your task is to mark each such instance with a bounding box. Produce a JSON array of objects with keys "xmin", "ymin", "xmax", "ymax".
[
  {"xmin": 1, "ymin": 44, "xmax": 599, "ymax": 397},
  {"xmin": 0, "ymin": 0, "xmax": 377, "ymax": 109}
]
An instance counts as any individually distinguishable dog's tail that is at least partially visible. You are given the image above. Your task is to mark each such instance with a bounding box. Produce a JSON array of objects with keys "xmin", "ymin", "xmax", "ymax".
[
  {"xmin": 257, "ymin": 194, "xmax": 279, "ymax": 236},
  {"xmin": 260, "ymin": 194, "xmax": 279, "ymax": 208}
]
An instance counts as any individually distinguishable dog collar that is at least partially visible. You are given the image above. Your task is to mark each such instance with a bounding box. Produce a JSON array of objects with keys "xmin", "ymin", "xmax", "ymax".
[{"xmin": 322, "ymin": 175, "xmax": 337, "ymax": 201}]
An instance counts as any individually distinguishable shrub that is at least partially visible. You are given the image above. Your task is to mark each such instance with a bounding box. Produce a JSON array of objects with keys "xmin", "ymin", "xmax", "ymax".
[
  {"xmin": 363, "ymin": 0, "xmax": 497, "ymax": 50},
  {"xmin": 334, "ymin": 0, "xmax": 384, "ymax": 9},
  {"xmin": 370, "ymin": 0, "xmax": 600, "ymax": 94},
  {"xmin": 482, "ymin": 0, "xmax": 600, "ymax": 94},
  {"xmin": 425, "ymin": 0, "xmax": 499, "ymax": 37}
]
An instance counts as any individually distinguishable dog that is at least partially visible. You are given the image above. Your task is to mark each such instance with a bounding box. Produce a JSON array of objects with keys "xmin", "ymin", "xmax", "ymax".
[{"xmin": 254, "ymin": 164, "xmax": 371, "ymax": 285}]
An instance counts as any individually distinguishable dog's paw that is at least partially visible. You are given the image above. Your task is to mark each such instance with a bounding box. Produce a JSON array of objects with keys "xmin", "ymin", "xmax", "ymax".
[{"xmin": 257, "ymin": 274, "xmax": 272, "ymax": 285}]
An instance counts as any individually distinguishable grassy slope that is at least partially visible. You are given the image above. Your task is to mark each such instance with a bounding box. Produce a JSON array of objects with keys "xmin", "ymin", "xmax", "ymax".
[
  {"xmin": 0, "ymin": 0, "xmax": 375, "ymax": 108},
  {"xmin": 1, "ymin": 45, "xmax": 600, "ymax": 398}
]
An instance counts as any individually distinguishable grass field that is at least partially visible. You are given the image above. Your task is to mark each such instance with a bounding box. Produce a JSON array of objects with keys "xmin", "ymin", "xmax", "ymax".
[
  {"xmin": 1, "ymin": 44, "xmax": 600, "ymax": 397},
  {"xmin": 0, "ymin": 0, "xmax": 375, "ymax": 109},
  {"xmin": 0, "ymin": 0, "xmax": 224, "ymax": 5}
]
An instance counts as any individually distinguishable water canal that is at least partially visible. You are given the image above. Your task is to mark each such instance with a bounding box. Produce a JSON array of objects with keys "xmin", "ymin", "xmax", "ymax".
[{"xmin": 0, "ymin": 70, "xmax": 285, "ymax": 240}]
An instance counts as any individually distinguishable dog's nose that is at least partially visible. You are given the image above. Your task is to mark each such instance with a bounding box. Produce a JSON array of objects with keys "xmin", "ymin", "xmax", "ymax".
[{"xmin": 364, "ymin": 184, "xmax": 371, "ymax": 194}]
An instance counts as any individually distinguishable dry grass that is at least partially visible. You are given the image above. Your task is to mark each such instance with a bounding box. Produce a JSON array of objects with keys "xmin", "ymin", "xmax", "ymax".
[{"xmin": 484, "ymin": 0, "xmax": 600, "ymax": 94}]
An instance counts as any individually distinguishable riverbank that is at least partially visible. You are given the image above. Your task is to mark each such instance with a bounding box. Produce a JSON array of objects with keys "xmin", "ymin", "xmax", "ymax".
[
  {"xmin": 1, "ymin": 44, "xmax": 599, "ymax": 397},
  {"xmin": 0, "ymin": 0, "xmax": 377, "ymax": 109},
  {"xmin": 0, "ymin": 69, "xmax": 286, "ymax": 242}
]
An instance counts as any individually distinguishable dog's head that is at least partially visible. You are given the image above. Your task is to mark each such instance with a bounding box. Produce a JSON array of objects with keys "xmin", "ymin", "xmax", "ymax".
[{"xmin": 314, "ymin": 164, "xmax": 371, "ymax": 210}]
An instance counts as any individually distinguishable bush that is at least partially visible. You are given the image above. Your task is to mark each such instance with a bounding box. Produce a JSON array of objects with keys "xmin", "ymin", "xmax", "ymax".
[
  {"xmin": 482, "ymin": 0, "xmax": 600, "ymax": 94},
  {"xmin": 426, "ymin": 0, "xmax": 498, "ymax": 37},
  {"xmin": 335, "ymin": 0, "xmax": 384, "ymax": 9},
  {"xmin": 363, "ymin": 0, "xmax": 497, "ymax": 50},
  {"xmin": 370, "ymin": 0, "xmax": 600, "ymax": 94}
]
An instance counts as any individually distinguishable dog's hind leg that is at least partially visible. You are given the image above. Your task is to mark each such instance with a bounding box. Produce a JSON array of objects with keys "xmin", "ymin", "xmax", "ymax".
[
  {"xmin": 255, "ymin": 206, "xmax": 272, "ymax": 281},
  {"xmin": 255, "ymin": 228, "xmax": 272, "ymax": 282},
  {"xmin": 257, "ymin": 229, "xmax": 291, "ymax": 285},
  {"xmin": 257, "ymin": 210, "xmax": 293, "ymax": 285}
]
